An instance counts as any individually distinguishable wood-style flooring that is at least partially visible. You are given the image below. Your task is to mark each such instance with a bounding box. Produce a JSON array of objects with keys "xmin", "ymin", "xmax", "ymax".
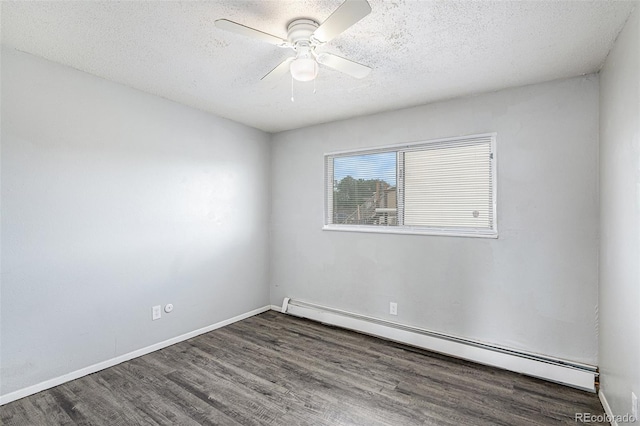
[{"xmin": 1, "ymin": 310, "xmax": 607, "ymax": 425}]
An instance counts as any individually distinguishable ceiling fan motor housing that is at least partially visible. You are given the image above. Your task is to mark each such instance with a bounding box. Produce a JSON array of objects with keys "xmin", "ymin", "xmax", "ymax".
[{"xmin": 287, "ymin": 19, "xmax": 319, "ymax": 46}]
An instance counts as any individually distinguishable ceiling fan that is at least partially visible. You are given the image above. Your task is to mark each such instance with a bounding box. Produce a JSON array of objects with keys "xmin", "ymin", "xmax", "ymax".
[{"xmin": 215, "ymin": 0, "xmax": 372, "ymax": 83}]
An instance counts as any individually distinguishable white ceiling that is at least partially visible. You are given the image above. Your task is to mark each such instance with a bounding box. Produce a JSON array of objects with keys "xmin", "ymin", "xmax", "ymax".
[{"xmin": 1, "ymin": 1, "xmax": 636, "ymax": 133}]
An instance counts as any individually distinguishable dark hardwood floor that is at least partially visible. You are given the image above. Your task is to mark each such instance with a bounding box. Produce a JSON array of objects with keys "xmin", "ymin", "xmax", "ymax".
[{"xmin": 1, "ymin": 310, "xmax": 607, "ymax": 425}]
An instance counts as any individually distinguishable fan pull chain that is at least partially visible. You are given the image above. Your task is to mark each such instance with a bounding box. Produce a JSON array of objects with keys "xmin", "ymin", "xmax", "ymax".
[
  {"xmin": 313, "ymin": 77, "xmax": 316, "ymax": 94},
  {"xmin": 291, "ymin": 76, "xmax": 295, "ymax": 102}
]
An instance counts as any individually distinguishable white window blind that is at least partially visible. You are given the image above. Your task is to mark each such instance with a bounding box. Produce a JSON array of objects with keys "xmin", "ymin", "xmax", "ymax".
[
  {"xmin": 325, "ymin": 134, "xmax": 496, "ymax": 237},
  {"xmin": 403, "ymin": 140, "xmax": 493, "ymax": 228}
]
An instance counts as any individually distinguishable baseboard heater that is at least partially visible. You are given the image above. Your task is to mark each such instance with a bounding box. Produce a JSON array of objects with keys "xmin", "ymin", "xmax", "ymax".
[{"xmin": 280, "ymin": 298, "xmax": 597, "ymax": 392}]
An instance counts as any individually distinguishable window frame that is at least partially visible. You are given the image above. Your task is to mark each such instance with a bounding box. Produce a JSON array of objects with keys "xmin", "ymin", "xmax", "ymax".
[{"xmin": 324, "ymin": 133, "xmax": 498, "ymax": 238}]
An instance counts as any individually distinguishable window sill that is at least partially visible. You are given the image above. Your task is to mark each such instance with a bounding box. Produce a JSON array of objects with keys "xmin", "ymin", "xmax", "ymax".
[{"xmin": 322, "ymin": 225, "xmax": 498, "ymax": 239}]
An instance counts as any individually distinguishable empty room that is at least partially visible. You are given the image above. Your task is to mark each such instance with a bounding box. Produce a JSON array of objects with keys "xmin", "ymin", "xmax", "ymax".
[{"xmin": 1, "ymin": 0, "xmax": 639, "ymax": 425}]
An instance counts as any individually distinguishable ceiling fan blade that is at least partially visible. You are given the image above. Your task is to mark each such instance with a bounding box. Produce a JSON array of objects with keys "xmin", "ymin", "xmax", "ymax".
[
  {"xmin": 312, "ymin": 0, "xmax": 371, "ymax": 43},
  {"xmin": 317, "ymin": 53, "xmax": 371, "ymax": 79},
  {"xmin": 261, "ymin": 57, "xmax": 295, "ymax": 83},
  {"xmin": 215, "ymin": 19, "xmax": 288, "ymax": 46}
]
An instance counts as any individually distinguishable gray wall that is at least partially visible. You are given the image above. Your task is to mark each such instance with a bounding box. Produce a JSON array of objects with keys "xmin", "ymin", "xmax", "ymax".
[
  {"xmin": 270, "ymin": 76, "xmax": 600, "ymax": 365},
  {"xmin": 599, "ymin": 6, "xmax": 640, "ymax": 418},
  {"xmin": 0, "ymin": 48, "xmax": 271, "ymax": 395}
]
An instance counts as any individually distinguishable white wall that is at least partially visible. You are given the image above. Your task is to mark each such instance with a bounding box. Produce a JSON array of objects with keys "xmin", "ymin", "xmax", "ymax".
[
  {"xmin": 0, "ymin": 48, "xmax": 271, "ymax": 396},
  {"xmin": 270, "ymin": 76, "xmax": 600, "ymax": 365},
  {"xmin": 599, "ymin": 5, "xmax": 640, "ymax": 418}
]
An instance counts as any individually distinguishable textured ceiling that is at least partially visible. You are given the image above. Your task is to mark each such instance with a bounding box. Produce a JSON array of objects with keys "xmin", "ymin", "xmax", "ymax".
[{"xmin": 1, "ymin": 1, "xmax": 636, "ymax": 133}]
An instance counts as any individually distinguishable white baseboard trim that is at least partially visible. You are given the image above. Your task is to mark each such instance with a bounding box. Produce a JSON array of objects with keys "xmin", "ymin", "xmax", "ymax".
[
  {"xmin": 0, "ymin": 305, "xmax": 271, "ymax": 406},
  {"xmin": 282, "ymin": 298, "xmax": 597, "ymax": 392},
  {"xmin": 599, "ymin": 390, "xmax": 619, "ymax": 426},
  {"xmin": 598, "ymin": 389, "xmax": 637, "ymax": 426},
  {"xmin": 270, "ymin": 304, "xmax": 282, "ymax": 311}
]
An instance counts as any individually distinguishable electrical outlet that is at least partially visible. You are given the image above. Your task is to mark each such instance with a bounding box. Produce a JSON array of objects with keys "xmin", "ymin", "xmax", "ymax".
[
  {"xmin": 390, "ymin": 302, "xmax": 398, "ymax": 316},
  {"xmin": 632, "ymin": 392, "xmax": 638, "ymax": 420},
  {"xmin": 152, "ymin": 305, "xmax": 162, "ymax": 321}
]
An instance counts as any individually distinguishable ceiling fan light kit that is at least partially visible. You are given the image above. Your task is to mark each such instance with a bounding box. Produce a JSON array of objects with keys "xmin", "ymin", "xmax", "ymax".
[
  {"xmin": 215, "ymin": 0, "xmax": 372, "ymax": 89},
  {"xmin": 290, "ymin": 57, "xmax": 319, "ymax": 82}
]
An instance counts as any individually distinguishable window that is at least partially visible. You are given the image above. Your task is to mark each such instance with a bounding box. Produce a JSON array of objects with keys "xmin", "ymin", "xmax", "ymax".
[{"xmin": 324, "ymin": 133, "xmax": 496, "ymax": 237}]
